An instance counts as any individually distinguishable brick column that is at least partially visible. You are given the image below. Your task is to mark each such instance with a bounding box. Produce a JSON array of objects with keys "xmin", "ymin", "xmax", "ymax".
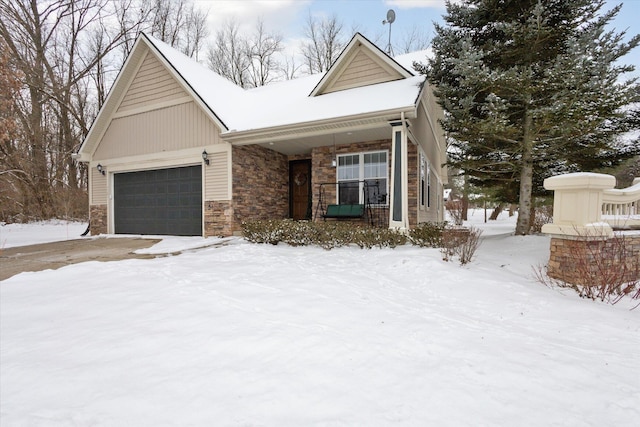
[
  {"xmin": 89, "ymin": 205, "xmax": 107, "ymax": 235},
  {"xmin": 548, "ymin": 234, "xmax": 640, "ymax": 285}
]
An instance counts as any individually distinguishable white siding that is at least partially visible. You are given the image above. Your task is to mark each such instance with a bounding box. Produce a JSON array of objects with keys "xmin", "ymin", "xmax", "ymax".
[
  {"xmin": 205, "ymin": 150, "xmax": 230, "ymax": 200},
  {"xmin": 94, "ymin": 102, "xmax": 223, "ymax": 160},
  {"xmin": 323, "ymin": 48, "xmax": 400, "ymax": 94},
  {"xmin": 90, "ymin": 167, "xmax": 108, "ymax": 205},
  {"xmin": 413, "ymin": 100, "xmax": 446, "ymax": 223},
  {"xmin": 117, "ymin": 52, "xmax": 187, "ymax": 113}
]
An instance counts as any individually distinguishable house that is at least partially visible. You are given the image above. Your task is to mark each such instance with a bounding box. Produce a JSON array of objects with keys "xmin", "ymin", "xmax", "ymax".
[{"xmin": 73, "ymin": 32, "xmax": 447, "ymax": 237}]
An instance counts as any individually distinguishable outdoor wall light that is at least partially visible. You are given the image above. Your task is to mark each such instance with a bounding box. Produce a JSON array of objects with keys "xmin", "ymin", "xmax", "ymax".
[
  {"xmin": 202, "ymin": 150, "xmax": 209, "ymax": 166},
  {"xmin": 96, "ymin": 164, "xmax": 105, "ymax": 175},
  {"xmin": 331, "ymin": 158, "xmax": 337, "ymax": 168}
]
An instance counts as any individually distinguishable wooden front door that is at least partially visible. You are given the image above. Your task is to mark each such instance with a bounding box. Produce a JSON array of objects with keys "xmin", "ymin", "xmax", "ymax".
[{"xmin": 290, "ymin": 160, "xmax": 311, "ymax": 220}]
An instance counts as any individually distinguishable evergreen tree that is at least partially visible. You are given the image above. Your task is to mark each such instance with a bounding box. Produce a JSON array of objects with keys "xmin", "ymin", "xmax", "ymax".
[{"xmin": 418, "ymin": 0, "xmax": 640, "ymax": 235}]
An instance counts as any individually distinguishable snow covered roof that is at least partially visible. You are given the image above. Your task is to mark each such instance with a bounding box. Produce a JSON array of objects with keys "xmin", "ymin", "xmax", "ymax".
[
  {"xmin": 144, "ymin": 33, "xmax": 427, "ymax": 135},
  {"xmin": 77, "ymin": 32, "xmax": 429, "ymax": 160},
  {"xmin": 394, "ymin": 49, "xmax": 431, "ymax": 72}
]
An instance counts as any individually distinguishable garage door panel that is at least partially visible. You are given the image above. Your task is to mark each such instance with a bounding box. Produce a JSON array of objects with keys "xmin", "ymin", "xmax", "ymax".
[{"xmin": 114, "ymin": 165, "xmax": 202, "ymax": 236}]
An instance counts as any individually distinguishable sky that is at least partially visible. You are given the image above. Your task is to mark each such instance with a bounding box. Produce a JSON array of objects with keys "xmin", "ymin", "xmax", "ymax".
[{"xmin": 193, "ymin": 0, "xmax": 640, "ymax": 78}]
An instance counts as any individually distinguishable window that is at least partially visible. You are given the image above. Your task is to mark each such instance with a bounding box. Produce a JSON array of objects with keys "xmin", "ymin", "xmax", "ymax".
[
  {"xmin": 420, "ymin": 152, "xmax": 431, "ymax": 208},
  {"xmin": 420, "ymin": 153, "xmax": 426, "ymax": 208},
  {"xmin": 427, "ymin": 160, "xmax": 431, "ymax": 208},
  {"xmin": 337, "ymin": 151, "xmax": 388, "ymax": 205}
]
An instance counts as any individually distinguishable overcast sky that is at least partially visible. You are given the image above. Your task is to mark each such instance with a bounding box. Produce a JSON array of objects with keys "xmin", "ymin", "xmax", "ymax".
[{"xmin": 193, "ymin": 0, "xmax": 640, "ymax": 78}]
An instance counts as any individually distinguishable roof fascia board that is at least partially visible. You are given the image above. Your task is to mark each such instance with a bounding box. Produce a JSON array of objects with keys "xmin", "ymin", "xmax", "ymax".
[
  {"xmin": 310, "ymin": 32, "xmax": 414, "ymax": 97},
  {"xmin": 224, "ymin": 107, "xmax": 417, "ymax": 145}
]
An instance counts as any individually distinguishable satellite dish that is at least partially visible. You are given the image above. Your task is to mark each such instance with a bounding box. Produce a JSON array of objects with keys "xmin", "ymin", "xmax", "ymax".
[
  {"xmin": 382, "ymin": 9, "xmax": 396, "ymax": 55},
  {"xmin": 386, "ymin": 9, "xmax": 396, "ymax": 24}
]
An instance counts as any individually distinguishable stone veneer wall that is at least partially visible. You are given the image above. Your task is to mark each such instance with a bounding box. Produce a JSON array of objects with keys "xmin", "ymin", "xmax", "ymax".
[
  {"xmin": 204, "ymin": 201, "xmax": 233, "ymax": 237},
  {"xmin": 231, "ymin": 145, "xmax": 289, "ymax": 234},
  {"xmin": 90, "ymin": 204, "xmax": 107, "ymax": 235},
  {"xmin": 311, "ymin": 140, "xmax": 392, "ymax": 224},
  {"xmin": 548, "ymin": 234, "xmax": 640, "ymax": 285}
]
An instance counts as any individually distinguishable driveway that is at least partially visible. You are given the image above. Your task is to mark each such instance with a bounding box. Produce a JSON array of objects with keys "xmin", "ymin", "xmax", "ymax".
[{"xmin": 0, "ymin": 237, "xmax": 162, "ymax": 281}]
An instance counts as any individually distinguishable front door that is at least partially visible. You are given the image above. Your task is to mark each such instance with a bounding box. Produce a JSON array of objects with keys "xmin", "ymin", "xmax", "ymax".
[{"xmin": 290, "ymin": 160, "xmax": 311, "ymax": 220}]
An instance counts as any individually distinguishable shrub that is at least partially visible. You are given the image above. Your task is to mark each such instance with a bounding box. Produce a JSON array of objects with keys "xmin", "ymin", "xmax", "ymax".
[
  {"xmin": 531, "ymin": 205, "xmax": 553, "ymax": 234},
  {"xmin": 456, "ymin": 226, "xmax": 483, "ymax": 265},
  {"xmin": 445, "ymin": 200, "xmax": 465, "ymax": 226},
  {"xmin": 440, "ymin": 226, "xmax": 482, "ymax": 265},
  {"xmin": 242, "ymin": 219, "xmax": 481, "ymax": 265},
  {"xmin": 242, "ymin": 220, "xmax": 407, "ymax": 250},
  {"xmin": 407, "ymin": 221, "xmax": 448, "ymax": 247}
]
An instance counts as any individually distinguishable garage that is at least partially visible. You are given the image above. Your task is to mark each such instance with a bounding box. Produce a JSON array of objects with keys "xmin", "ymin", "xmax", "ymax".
[{"xmin": 114, "ymin": 165, "xmax": 202, "ymax": 236}]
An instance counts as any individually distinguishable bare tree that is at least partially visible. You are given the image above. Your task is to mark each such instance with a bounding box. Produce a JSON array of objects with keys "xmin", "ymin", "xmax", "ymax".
[
  {"xmin": 300, "ymin": 12, "xmax": 346, "ymax": 74},
  {"xmin": 279, "ymin": 53, "xmax": 302, "ymax": 81},
  {"xmin": 397, "ymin": 24, "xmax": 430, "ymax": 54},
  {"xmin": 207, "ymin": 19, "xmax": 282, "ymax": 88},
  {"xmin": 0, "ymin": 39, "xmax": 26, "ymax": 220},
  {"xmin": 207, "ymin": 20, "xmax": 250, "ymax": 87},
  {"xmin": 247, "ymin": 20, "xmax": 282, "ymax": 87},
  {"xmin": 150, "ymin": 0, "xmax": 209, "ymax": 59},
  {"xmin": 182, "ymin": 3, "xmax": 209, "ymax": 60},
  {"xmin": 0, "ymin": 0, "xmax": 150, "ymax": 220},
  {"xmin": 115, "ymin": 0, "xmax": 154, "ymax": 57}
]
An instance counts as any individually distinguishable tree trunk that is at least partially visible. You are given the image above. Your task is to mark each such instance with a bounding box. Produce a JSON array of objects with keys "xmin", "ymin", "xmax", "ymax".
[
  {"xmin": 461, "ymin": 173, "xmax": 469, "ymax": 221},
  {"xmin": 515, "ymin": 108, "xmax": 534, "ymax": 235},
  {"xmin": 489, "ymin": 203, "xmax": 505, "ymax": 220}
]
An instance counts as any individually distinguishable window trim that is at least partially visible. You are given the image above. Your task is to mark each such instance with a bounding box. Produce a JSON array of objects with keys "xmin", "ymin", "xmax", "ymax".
[
  {"xmin": 420, "ymin": 151, "xmax": 432, "ymax": 210},
  {"xmin": 336, "ymin": 150, "xmax": 389, "ymax": 205}
]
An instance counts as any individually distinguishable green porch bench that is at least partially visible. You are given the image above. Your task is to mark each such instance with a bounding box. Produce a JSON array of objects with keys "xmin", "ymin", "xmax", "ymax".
[{"xmin": 323, "ymin": 204, "xmax": 365, "ymax": 219}]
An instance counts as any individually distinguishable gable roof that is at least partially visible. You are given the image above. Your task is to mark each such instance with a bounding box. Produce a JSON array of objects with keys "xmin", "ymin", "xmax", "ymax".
[
  {"xmin": 310, "ymin": 33, "xmax": 414, "ymax": 97},
  {"xmin": 76, "ymin": 33, "xmax": 243, "ymax": 161},
  {"xmin": 77, "ymin": 32, "xmax": 427, "ymax": 160}
]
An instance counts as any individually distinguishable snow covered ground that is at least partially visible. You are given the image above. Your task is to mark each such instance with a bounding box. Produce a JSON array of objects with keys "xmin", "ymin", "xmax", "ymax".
[
  {"xmin": 0, "ymin": 220, "xmax": 88, "ymax": 249},
  {"xmin": 1, "ymin": 212, "xmax": 639, "ymax": 426}
]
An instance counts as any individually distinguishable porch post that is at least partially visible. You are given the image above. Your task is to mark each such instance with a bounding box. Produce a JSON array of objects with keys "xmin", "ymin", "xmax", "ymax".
[{"xmin": 389, "ymin": 121, "xmax": 409, "ymax": 230}]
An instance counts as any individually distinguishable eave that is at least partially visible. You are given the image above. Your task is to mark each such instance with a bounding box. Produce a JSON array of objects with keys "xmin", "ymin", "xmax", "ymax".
[
  {"xmin": 310, "ymin": 33, "xmax": 414, "ymax": 97},
  {"xmin": 222, "ymin": 107, "xmax": 418, "ymax": 146}
]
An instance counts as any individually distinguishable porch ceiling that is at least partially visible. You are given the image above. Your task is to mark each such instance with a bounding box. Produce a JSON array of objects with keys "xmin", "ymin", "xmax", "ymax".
[{"xmin": 256, "ymin": 125, "xmax": 391, "ymax": 156}]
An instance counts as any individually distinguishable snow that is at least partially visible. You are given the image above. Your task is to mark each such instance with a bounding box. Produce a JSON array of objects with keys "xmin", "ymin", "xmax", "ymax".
[
  {"xmin": 1, "ymin": 212, "xmax": 639, "ymax": 426},
  {"xmin": 394, "ymin": 49, "xmax": 431, "ymax": 72},
  {"xmin": 238, "ymin": 75, "xmax": 425, "ymax": 132},
  {"xmin": 145, "ymin": 34, "xmax": 426, "ymax": 133},
  {"xmin": 0, "ymin": 220, "xmax": 88, "ymax": 249}
]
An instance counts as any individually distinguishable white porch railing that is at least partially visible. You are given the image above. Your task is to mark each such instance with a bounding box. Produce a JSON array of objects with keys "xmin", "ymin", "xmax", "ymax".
[
  {"xmin": 602, "ymin": 177, "xmax": 640, "ymax": 229},
  {"xmin": 541, "ymin": 173, "xmax": 640, "ymax": 237}
]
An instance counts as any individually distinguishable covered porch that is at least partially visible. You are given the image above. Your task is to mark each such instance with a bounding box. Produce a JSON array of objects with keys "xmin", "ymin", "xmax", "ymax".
[{"xmin": 224, "ymin": 113, "xmax": 416, "ymax": 230}]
